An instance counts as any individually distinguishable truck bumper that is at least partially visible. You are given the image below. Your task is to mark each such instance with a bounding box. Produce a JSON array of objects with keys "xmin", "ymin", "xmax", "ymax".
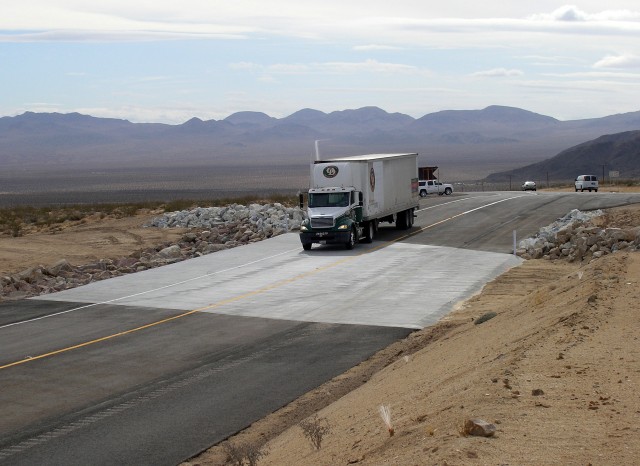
[{"xmin": 300, "ymin": 231, "xmax": 351, "ymax": 245}]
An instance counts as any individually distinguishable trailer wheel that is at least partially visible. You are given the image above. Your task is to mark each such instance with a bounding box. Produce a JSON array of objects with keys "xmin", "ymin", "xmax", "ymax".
[
  {"xmin": 302, "ymin": 243, "xmax": 312, "ymax": 251},
  {"xmin": 345, "ymin": 228, "xmax": 356, "ymax": 250},
  {"xmin": 395, "ymin": 210, "xmax": 407, "ymax": 230}
]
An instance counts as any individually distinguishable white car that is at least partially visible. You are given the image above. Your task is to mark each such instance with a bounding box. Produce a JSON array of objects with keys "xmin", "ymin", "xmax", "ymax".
[
  {"xmin": 419, "ymin": 180, "xmax": 453, "ymax": 196},
  {"xmin": 521, "ymin": 181, "xmax": 536, "ymax": 191}
]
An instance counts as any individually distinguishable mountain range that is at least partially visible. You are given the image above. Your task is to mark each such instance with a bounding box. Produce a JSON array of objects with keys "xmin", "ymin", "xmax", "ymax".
[
  {"xmin": 487, "ymin": 130, "xmax": 640, "ymax": 182},
  {"xmin": 1, "ymin": 105, "xmax": 640, "ymax": 182}
]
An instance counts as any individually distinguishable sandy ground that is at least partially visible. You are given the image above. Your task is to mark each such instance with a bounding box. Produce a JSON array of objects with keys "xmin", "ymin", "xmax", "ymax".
[
  {"xmin": 0, "ymin": 213, "xmax": 188, "ymax": 275},
  {"xmin": 2, "ymin": 193, "xmax": 639, "ymax": 465}
]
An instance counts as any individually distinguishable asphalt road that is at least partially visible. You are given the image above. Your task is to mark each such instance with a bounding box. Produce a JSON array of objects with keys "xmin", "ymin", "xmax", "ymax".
[{"xmin": 1, "ymin": 190, "xmax": 639, "ymax": 465}]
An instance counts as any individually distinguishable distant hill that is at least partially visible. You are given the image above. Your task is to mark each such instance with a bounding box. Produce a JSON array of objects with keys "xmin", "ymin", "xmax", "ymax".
[
  {"xmin": 1, "ymin": 105, "xmax": 640, "ymax": 181},
  {"xmin": 486, "ymin": 130, "xmax": 640, "ymax": 182}
]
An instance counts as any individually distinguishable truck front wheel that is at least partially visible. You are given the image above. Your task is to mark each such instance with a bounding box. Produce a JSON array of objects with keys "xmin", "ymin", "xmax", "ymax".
[
  {"xmin": 302, "ymin": 243, "xmax": 312, "ymax": 251},
  {"xmin": 444, "ymin": 187, "xmax": 452, "ymax": 195}
]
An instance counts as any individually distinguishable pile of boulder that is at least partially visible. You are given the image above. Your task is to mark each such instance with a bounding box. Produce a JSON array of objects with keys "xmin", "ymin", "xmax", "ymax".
[
  {"xmin": 1, "ymin": 203, "xmax": 304, "ymax": 301},
  {"xmin": 517, "ymin": 209, "xmax": 640, "ymax": 262}
]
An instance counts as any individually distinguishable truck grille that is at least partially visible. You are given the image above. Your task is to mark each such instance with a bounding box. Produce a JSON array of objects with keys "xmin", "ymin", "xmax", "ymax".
[{"xmin": 310, "ymin": 217, "xmax": 334, "ymax": 228}]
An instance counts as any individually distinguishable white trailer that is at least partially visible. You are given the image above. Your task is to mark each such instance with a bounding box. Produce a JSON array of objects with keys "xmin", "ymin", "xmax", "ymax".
[{"xmin": 299, "ymin": 153, "xmax": 419, "ymax": 250}]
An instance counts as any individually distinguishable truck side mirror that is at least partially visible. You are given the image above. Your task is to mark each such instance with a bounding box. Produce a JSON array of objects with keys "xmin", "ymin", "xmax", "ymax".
[
  {"xmin": 299, "ymin": 193, "xmax": 304, "ymax": 209},
  {"xmin": 358, "ymin": 192, "xmax": 363, "ymax": 206}
]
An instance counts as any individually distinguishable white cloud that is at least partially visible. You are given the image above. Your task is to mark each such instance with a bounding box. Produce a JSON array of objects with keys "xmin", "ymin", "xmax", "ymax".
[
  {"xmin": 472, "ymin": 68, "xmax": 524, "ymax": 77},
  {"xmin": 593, "ymin": 54, "xmax": 640, "ymax": 69},
  {"xmin": 3, "ymin": 2, "xmax": 640, "ymax": 46},
  {"xmin": 529, "ymin": 5, "xmax": 590, "ymax": 22},
  {"xmin": 529, "ymin": 5, "xmax": 640, "ymax": 22}
]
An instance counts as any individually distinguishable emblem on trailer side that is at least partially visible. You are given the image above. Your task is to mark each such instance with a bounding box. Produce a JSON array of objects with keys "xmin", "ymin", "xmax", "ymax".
[
  {"xmin": 323, "ymin": 165, "xmax": 339, "ymax": 178},
  {"xmin": 369, "ymin": 167, "xmax": 376, "ymax": 192}
]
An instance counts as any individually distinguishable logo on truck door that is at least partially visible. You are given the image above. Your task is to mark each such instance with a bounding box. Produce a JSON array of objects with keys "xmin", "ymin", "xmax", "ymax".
[{"xmin": 323, "ymin": 166, "xmax": 339, "ymax": 178}]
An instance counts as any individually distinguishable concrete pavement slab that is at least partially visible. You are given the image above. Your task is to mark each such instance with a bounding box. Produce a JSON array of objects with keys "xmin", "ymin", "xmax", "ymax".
[{"xmin": 35, "ymin": 233, "xmax": 521, "ymax": 329}]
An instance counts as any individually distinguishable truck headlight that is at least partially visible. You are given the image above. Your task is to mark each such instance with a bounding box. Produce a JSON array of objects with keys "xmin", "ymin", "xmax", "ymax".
[
  {"xmin": 300, "ymin": 224, "xmax": 309, "ymax": 231},
  {"xmin": 337, "ymin": 224, "xmax": 349, "ymax": 230}
]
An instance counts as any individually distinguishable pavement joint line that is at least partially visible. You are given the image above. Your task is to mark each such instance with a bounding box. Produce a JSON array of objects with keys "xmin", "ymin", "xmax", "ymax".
[{"xmin": 0, "ymin": 194, "xmax": 523, "ymax": 371}]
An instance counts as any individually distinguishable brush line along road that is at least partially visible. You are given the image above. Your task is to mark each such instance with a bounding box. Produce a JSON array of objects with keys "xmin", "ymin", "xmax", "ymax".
[{"xmin": 0, "ymin": 191, "xmax": 639, "ymax": 465}]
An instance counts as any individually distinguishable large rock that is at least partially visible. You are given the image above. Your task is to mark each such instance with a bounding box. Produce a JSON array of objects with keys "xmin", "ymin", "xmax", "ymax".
[
  {"xmin": 15, "ymin": 266, "xmax": 44, "ymax": 284},
  {"xmin": 464, "ymin": 419, "xmax": 496, "ymax": 437},
  {"xmin": 46, "ymin": 259, "xmax": 73, "ymax": 275},
  {"xmin": 157, "ymin": 244, "xmax": 182, "ymax": 259}
]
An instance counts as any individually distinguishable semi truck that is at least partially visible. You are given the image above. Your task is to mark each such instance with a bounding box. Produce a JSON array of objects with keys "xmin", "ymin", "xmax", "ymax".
[{"xmin": 299, "ymin": 153, "xmax": 420, "ymax": 250}]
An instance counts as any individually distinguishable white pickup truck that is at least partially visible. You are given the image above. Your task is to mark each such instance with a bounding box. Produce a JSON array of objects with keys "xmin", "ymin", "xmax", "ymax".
[{"xmin": 418, "ymin": 180, "xmax": 453, "ymax": 196}]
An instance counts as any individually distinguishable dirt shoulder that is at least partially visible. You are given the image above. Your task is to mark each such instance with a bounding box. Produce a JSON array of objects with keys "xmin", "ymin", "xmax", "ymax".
[{"xmin": 0, "ymin": 212, "xmax": 187, "ymax": 275}]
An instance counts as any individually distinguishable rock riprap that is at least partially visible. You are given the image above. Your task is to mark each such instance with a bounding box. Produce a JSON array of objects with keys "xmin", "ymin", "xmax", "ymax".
[{"xmin": 517, "ymin": 209, "xmax": 640, "ymax": 262}]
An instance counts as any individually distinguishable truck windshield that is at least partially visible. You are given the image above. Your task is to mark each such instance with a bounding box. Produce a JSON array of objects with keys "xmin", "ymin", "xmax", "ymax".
[{"xmin": 309, "ymin": 192, "xmax": 350, "ymax": 208}]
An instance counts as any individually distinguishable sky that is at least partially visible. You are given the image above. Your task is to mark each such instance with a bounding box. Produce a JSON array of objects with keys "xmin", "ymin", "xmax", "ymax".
[{"xmin": 2, "ymin": 1, "xmax": 640, "ymax": 124}]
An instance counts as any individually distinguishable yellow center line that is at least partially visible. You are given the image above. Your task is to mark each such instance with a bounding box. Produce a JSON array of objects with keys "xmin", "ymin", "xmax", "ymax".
[{"xmin": 1, "ymin": 195, "xmax": 521, "ymax": 371}]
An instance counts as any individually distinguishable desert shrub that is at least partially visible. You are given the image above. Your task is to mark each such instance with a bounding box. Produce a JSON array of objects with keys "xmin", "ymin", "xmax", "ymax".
[
  {"xmin": 223, "ymin": 442, "xmax": 267, "ymax": 466},
  {"xmin": 299, "ymin": 415, "xmax": 331, "ymax": 450}
]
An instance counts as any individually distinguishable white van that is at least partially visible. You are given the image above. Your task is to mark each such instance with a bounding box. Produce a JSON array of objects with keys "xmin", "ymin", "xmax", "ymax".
[{"xmin": 575, "ymin": 175, "xmax": 598, "ymax": 192}]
